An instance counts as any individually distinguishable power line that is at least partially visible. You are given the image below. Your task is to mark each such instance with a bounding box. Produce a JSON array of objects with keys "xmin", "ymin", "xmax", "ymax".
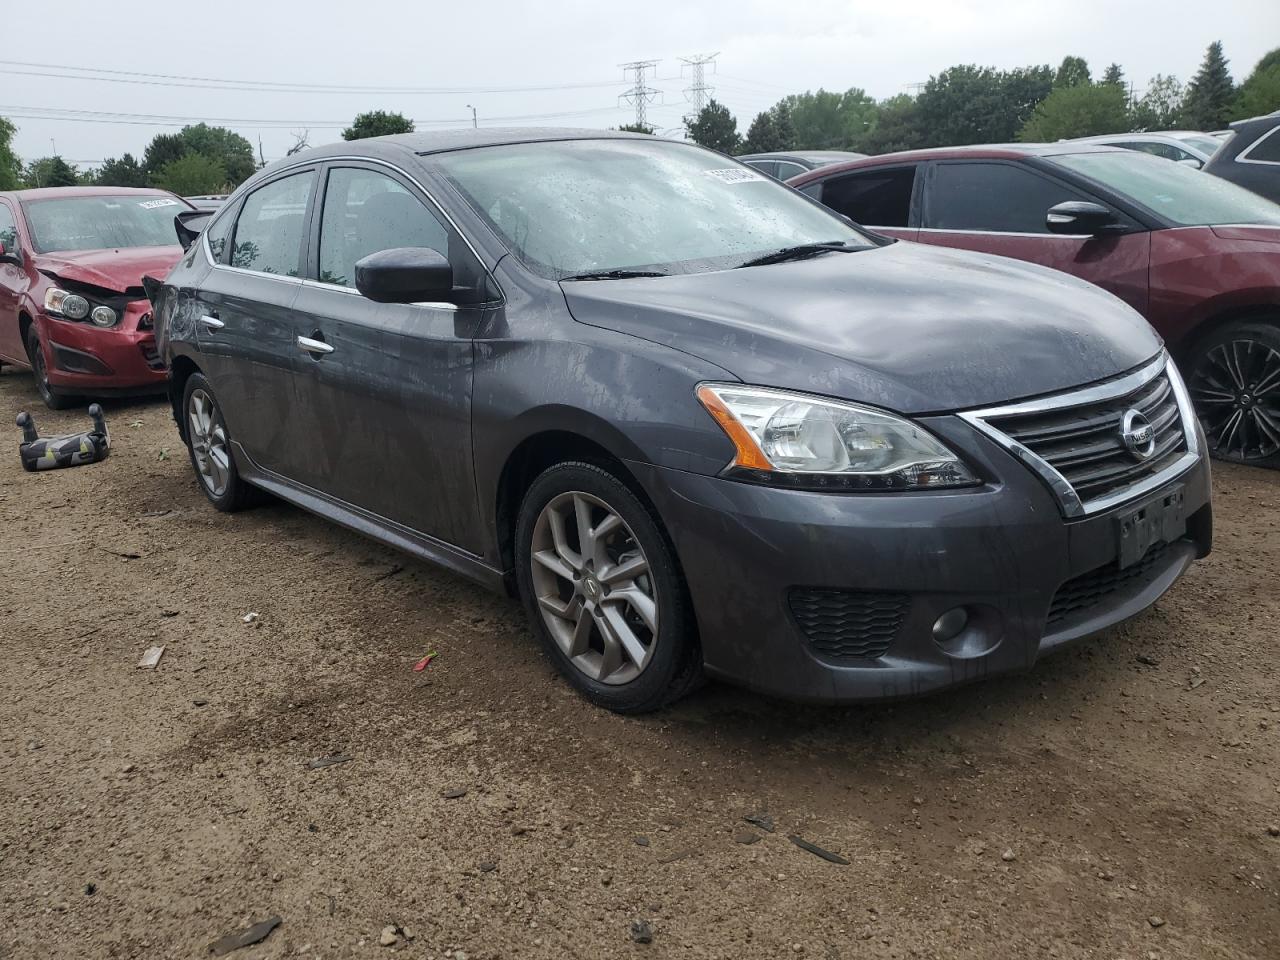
[{"xmin": 619, "ymin": 60, "xmax": 660, "ymax": 130}]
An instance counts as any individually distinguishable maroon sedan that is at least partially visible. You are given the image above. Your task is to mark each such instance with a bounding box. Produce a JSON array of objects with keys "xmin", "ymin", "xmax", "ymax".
[
  {"xmin": 0, "ymin": 187, "xmax": 193, "ymax": 409},
  {"xmin": 790, "ymin": 145, "xmax": 1280, "ymax": 467}
]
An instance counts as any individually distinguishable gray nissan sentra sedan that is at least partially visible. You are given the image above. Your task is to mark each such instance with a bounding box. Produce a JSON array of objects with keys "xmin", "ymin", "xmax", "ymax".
[{"xmin": 148, "ymin": 129, "xmax": 1212, "ymax": 713}]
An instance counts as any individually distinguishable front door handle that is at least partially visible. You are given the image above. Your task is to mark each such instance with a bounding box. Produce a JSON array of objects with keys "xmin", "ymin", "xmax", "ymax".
[
  {"xmin": 200, "ymin": 314, "xmax": 224, "ymax": 330},
  {"xmin": 297, "ymin": 335, "xmax": 334, "ymax": 356}
]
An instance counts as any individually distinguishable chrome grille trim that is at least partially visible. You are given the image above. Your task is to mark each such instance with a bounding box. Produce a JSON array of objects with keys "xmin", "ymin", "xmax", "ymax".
[{"xmin": 958, "ymin": 352, "xmax": 1201, "ymax": 518}]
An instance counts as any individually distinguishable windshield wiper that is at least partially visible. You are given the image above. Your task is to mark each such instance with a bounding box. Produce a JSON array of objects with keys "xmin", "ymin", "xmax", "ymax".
[
  {"xmin": 736, "ymin": 241, "xmax": 856, "ymax": 269},
  {"xmin": 560, "ymin": 269, "xmax": 670, "ymax": 281}
]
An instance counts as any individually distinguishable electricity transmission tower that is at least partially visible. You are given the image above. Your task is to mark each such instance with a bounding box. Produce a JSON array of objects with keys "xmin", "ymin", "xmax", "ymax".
[
  {"xmin": 680, "ymin": 52, "xmax": 719, "ymax": 116},
  {"xmin": 619, "ymin": 60, "xmax": 660, "ymax": 129}
]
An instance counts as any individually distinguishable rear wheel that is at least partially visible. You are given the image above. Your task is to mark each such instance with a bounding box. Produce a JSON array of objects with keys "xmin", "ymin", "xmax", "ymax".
[
  {"xmin": 515, "ymin": 461, "xmax": 702, "ymax": 713},
  {"xmin": 181, "ymin": 372, "xmax": 257, "ymax": 511},
  {"xmin": 1185, "ymin": 321, "xmax": 1280, "ymax": 468},
  {"xmin": 26, "ymin": 327, "xmax": 77, "ymax": 410}
]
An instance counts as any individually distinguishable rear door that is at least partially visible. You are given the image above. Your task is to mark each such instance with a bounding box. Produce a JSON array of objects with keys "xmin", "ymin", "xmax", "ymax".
[
  {"xmin": 285, "ymin": 161, "xmax": 493, "ymax": 552},
  {"xmin": 917, "ymin": 159, "xmax": 1151, "ymax": 314},
  {"xmin": 0, "ymin": 199, "xmax": 24, "ymax": 362},
  {"xmin": 193, "ymin": 167, "xmax": 316, "ymax": 476},
  {"xmin": 806, "ymin": 165, "xmax": 919, "ymax": 240}
]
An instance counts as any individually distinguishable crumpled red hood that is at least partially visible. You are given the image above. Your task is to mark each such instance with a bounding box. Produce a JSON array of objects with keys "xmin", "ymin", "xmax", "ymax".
[{"xmin": 34, "ymin": 245, "xmax": 183, "ymax": 294}]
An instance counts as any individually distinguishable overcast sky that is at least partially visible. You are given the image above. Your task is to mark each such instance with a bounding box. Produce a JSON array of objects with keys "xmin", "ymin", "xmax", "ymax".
[{"xmin": 4, "ymin": 0, "xmax": 1277, "ymax": 168}]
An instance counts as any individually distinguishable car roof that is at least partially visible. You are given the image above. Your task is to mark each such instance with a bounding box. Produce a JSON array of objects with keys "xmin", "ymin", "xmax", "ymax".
[
  {"xmin": 295, "ymin": 127, "xmax": 652, "ymax": 162},
  {"xmin": 4, "ymin": 186, "xmax": 175, "ymax": 202},
  {"xmin": 788, "ymin": 142, "xmax": 1128, "ymax": 182},
  {"xmin": 737, "ymin": 150, "xmax": 865, "ymax": 161}
]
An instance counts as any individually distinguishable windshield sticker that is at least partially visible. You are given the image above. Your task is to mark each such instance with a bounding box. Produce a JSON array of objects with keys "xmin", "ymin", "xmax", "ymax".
[
  {"xmin": 704, "ymin": 167, "xmax": 767, "ymax": 184},
  {"xmin": 138, "ymin": 198, "xmax": 179, "ymax": 209}
]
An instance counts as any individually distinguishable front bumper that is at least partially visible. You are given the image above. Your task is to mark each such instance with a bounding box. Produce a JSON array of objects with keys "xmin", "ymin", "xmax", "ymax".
[
  {"xmin": 41, "ymin": 301, "xmax": 166, "ymax": 394},
  {"xmin": 629, "ymin": 422, "xmax": 1212, "ymax": 704}
]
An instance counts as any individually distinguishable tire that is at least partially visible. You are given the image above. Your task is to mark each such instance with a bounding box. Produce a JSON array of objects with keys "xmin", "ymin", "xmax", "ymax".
[
  {"xmin": 1184, "ymin": 320, "xmax": 1280, "ymax": 469},
  {"xmin": 26, "ymin": 326, "xmax": 78, "ymax": 410},
  {"xmin": 180, "ymin": 372, "xmax": 257, "ymax": 512},
  {"xmin": 515, "ymin": 461, "xmax": 703, "ymax": 714}
]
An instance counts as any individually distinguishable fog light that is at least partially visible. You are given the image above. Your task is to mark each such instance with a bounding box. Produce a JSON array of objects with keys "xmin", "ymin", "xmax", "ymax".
[{"xmin": 932, "ymin": 607, "xmax": 969, "ymax": 644}]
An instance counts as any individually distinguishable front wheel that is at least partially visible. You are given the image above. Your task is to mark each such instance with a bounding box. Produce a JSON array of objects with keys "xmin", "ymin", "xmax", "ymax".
[
  {"xmin": 1185, "ymin": 321, "xmax": 1280, "ymax": 468},
  {"xmin": 26, "ymin": 327, "xmax": 77, "ymax": 410},
  {"xmin": 515, "ymin": 461, "xmax": 702, "ymax": 714}
]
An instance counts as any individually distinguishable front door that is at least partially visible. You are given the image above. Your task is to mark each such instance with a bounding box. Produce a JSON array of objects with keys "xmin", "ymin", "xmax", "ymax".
[
  {"xmin": 193, "ymin": 169, "xmax": 316, "ymax": 476},
  {"xmin": 286, "ymin": 163, "xmax": 491, "ymax": 552},
  {"xmin": 0, "ymin": 200, "xmax": 26, "ymax": 363},
  {"xmin": 917, "ymin": 160, "xmax": 1151, "ymax": 315}
]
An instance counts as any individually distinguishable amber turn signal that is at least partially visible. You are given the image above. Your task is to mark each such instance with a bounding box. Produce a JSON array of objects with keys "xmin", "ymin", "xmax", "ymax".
[{"xmin": 696, "ymin": 384, "xmax": 774, "ymax": 471}]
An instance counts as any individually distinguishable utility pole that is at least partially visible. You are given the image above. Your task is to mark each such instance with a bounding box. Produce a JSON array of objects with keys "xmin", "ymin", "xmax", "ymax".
[
  {"xmin": 679, "ymin": 53, "xmax": 719, "ymax": 117},
  {"xmin": 466, "ymin": 104, "xmax": 478, "ymax": 128},
  {"xmin": 619, "ymin": 60, "xmax": 660, "ymax": 130}
]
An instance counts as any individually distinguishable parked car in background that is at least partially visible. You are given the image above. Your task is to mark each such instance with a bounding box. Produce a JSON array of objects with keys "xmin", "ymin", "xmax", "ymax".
[
  {"xmin": 184, "ymin": 194, "xmax": 228, "ymax": 211},
  {"xmin": 1068, "ymin": 131, "xmax": 1221, "ymax": 168},
  {"xmin": 790, "ymin": 145, "xmax": 1280, "ymax": 467},
  {"xmin": 737, "ymin": 150, "xmax": 867, "ymax": 180},
  {"xmin": 0, "ymin": 187, "xmax": 193, "ymax": 408},
  {"xmin": 1203, "ymin": 111, "xmax": 1280, "ymax": 204},
  {"xmin": 150, "ymin": 129, "xmax": 1210, "ymax": 713}
]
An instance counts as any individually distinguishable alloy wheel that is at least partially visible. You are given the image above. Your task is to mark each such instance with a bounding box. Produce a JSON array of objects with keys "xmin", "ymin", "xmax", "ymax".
[
  {"xmin": 529, "ymin": 490, "xmax": 659, "ymax": 686},
  {"xmin": 1189, "ymin": 338, "xmax": 1280, "ymax": 461},
  {"xmin": 188, "ymin": 388, "xmax": 232, "ymax": 497}
]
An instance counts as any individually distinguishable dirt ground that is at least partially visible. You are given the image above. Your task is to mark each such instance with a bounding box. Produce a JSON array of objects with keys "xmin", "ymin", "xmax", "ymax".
[{"xmin": 1, "ymin": 366, "xmax": 1277, "ymax": 960}]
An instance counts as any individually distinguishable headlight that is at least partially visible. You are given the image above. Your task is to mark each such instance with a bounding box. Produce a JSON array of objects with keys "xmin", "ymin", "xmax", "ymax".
[
  {"xmin": 696, "ymin": 383, "xmax": 978, "ymax": 491},
  {"xmin": 90, "ymin": 305, "xmax": 118, "ymax": 327},
  {"xmin": 45, "ymin": 287, "xmax": 90, "ymax": 320}
]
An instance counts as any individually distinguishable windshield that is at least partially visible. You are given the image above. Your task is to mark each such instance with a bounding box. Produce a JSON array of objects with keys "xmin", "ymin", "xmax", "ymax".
[
  {"xmin": 1050, "ymin": 151, "xmax": 1280, "ymax": 226},
  {"xmin": 1171, "ymin": 133, "xmax": 1223, "ymax": 156},
  {"xmin": 434, "ymin": 138, "xmax": 868, "ymax": 279},
  {"xmin": 23, "ymin": 195, "xmax": 188, "ymax": 253}
]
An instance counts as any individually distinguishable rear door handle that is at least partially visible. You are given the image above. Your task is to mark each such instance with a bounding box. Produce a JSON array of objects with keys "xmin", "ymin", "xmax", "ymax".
[
  {"xmin": 200, "ymin": 314, "xmax": 224, "ymax": 330},
  {"xmin": 297, "ymin": 335, "xmax": 334, "ymax": 356}
]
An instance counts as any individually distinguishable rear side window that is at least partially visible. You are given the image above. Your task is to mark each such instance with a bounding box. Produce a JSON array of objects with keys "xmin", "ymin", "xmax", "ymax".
[
  {"xmin": 230, "ymin": 171, "xmax": 314, "ymax": 276},
  {"xmin": 774, "ymin": 160, "xmax": 807, "ymax": 181},
  {"xmin": 0, "ymin": 202, "xmax": 16, "ymax": 250},
  {"xmin": 820, "ymin": 167, "xmax": 916, "ymax": 227},
  {"xmin": 318, "ymin": 167, "xmax": 449, "ymax": 288},
  {"xmin": 1243, "ymin": 126, "xmax": 1280, "ymax": 163},
  {"xmin": 927, "ymin": 162, "xmax": 1085, "ymax": 233}
]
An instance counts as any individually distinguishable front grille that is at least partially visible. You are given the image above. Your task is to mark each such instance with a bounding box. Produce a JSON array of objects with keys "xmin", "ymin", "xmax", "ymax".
[
  {"xmin": 789, "ymin": 589, "xmax": 906, "ymax": 659},
  {"xmin": 1046, "ymin": 540, "xmax": 1171, "ymax": 627},
  {"xmin": 976, "ymin": 361, "xmax": 1190, "ymax": 514}
]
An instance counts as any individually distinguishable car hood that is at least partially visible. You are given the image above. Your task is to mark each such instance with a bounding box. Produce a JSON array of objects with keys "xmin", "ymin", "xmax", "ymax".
[
  {"xmin": 561, "ymin": 241, "xmax": 1162, "ymax": 413},
  {"xmin": 34, "ymin": 245, "xmax": 184, "ymax": 294}
]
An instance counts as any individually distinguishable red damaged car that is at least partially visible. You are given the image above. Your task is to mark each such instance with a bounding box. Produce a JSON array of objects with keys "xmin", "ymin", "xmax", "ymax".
[
  {"xmin": 0, "ymin": 187, "xmax": 194, "ymax": 408},
  {"xmin": 790, "ymin": 145, "xmax": 1280, "ymax": 467}
]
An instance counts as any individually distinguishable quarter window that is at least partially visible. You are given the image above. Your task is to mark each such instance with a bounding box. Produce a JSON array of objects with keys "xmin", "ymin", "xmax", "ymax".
[
  {"xmin": 1244, "ymin": 125, "xmax": 1280, "ymax": 163},
  {"xmin": 230, "ymin": 171, "xmax": 314, "ymax": 275},
  {"xmin": 927, "ymin": 162, "xmax": 1086, "ymax": 233},
  {"xmin": 203, "ymin": 206, "xmax": 236, "ymax": 264},
  {"xmin": 820, "ymin": 167, "xmax": 916, "ymax": 226},
  {"xmin": 318, "ymin": 167, "xmax": 449, "ymax": 288}
]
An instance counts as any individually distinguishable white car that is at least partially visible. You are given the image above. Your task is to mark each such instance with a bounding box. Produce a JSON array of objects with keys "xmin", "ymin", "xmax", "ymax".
[{"xmin": 1067, "ymin": 131, "xmax": 1222, "ymax": 168}]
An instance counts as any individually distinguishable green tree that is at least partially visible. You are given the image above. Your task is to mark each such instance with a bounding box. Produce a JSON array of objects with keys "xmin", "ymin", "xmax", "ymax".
[
  {"xmin": 1054, "ymin": 56, "xmax": 1092, "ymax": 88},
  {"xmin": 742, "ymin": 110, "xmax": 783, "ymax": 153},
  {"xmin": 614, "ymin": 123, "xmax": 655, "ymax": 134},
  {"xmin": 342, "ymin": 110, "xmax": 415, "ymax": 141},
  {"xmin": 152, "ymin": 153, "xmax": 227, "ymax": 195},
  {"xmin": 772, "ymin": 102, "xmax": 797, "ymax": 150},
  {"xmin": 775, "ymin": 88, "xmax": 876, "ymax": 149},
  {"xmin": 915, "ymin": 64, "xmax": 1053, "ymax": 146},
  {"xmin": 685, "ymin": 99, "xmax": 740, "ymax": 154},
  {"xmin": 853, "ymin": 94, "xmax": 923, "ymax": 154},
  {"xmin": 0, "ymin": 117, "xmax": 20, "ymax": 191},
  {"xmin": 142, "ymin": 133, "xmax": 189, "ymax": 177},
  {"xmin": 95, "ymin": 153, "xmax": 148, "ymax": 188},
  {"xmin": 1102, "ymin": 63, "xmax": 1126, "ymax": 88},
  {"xmin": 1183, "ymin": 41, "xmax": 1235, "ymax": 129},
  {"xmin": 1233, "ymin": 64, "xmax": 1280, "ymax": 119},
  {"xmin": 178, "ymin": 124, "xmax": 256, "ymax": 184},
  {"xmin": 1130, "ymin": 74, "xmax": 1186, "ymax": 130},
  {"xmin": 22, "ymin": 156, "xmax": 78, "ymax": 188},
  {"xmin": 1020, "ymin": 84, "xmax": 1130, "ymax": 141}
]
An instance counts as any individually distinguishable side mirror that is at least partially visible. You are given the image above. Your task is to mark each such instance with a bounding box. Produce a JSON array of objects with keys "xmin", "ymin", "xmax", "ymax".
[
  {"xmin": 174, "ymin": 210, "xmax": 212, "ymax": 252},
  {"xmin": 355, "ymin": 247, "xmax": 455, "ymax": 304},
  {"xmin": 0, "ymin": 239, "xmax": 19, "ymax": 265},
  {"xmin": 1046, "ymin": 201, "xmax": 1123, "ymax": 236}
]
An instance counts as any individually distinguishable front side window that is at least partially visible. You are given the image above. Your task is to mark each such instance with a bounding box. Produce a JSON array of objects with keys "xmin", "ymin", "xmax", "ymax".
[
  {"xmin": 1051, "ymin": 150, "xmax": 1280, "ymax": 225},
  {"xmin": 821, "ymin": 167, "xmax": 916, "ymax": 227},
  {"xmin": 435, "ymin": 139, "xmax": 867, "ymax": 279},
  {"xmin": 0, "ymin": 203, "xmax": 16, "ymax": 250},
  {"xmin": 1118, "ymin": 141, "xmax": 1186, "ymax": 163},
  {"xmin": 318, "ymin": 167, "xmax": 449, "ymax": 288},
  {"xmin": 926, "ymin": 162, "xmax": 1086, "ymax": 233},
  {"xmin": 230, "ymin": 171, "xmax": 314, "ymax": 275},
  {"xmin": 21, "ymin": 194, "xmax": 187, "ymax": 253}
]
